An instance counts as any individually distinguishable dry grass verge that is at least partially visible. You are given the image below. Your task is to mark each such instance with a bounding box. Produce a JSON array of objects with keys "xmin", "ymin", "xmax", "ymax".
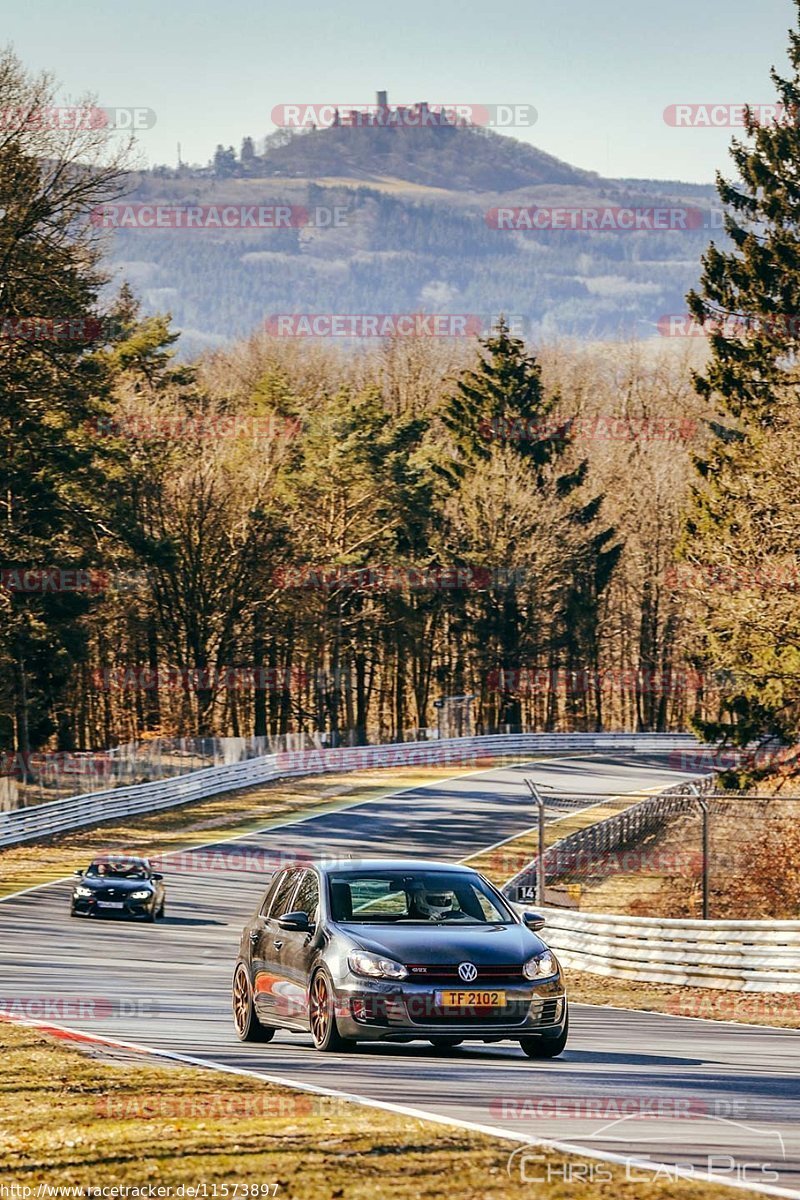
[{"xmin": 0, "ymin": 1020, "xmax": 773, "ymax": 1200}]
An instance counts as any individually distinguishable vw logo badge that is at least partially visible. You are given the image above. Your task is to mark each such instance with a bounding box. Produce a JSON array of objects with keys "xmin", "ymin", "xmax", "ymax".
[{"xmin": 458, "ymin": 961, "xmax": 478, "ymax": 982}]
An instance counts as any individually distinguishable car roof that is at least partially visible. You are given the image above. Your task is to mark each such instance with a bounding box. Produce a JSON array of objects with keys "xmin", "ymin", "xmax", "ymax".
[
  {"xmin": 90, "ymin": 855, "xmax": 149, "ymax": 865},
  {"xmin": 316, "ymin": 858, "xmax": 477, "ymax": 876}
]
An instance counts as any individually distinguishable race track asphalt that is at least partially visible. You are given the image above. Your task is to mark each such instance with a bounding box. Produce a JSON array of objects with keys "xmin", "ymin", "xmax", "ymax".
[{"xmin": 2, "ymin": 753, "xmax": 798, "ymax": 1196}]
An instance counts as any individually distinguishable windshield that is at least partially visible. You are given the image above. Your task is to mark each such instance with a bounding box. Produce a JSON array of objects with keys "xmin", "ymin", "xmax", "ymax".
[
  {"xmin": 328, "ymin": 870, "xmax": 514, "ymax": 925},
  {"xmin": 86, "ymin": 859, "xmax": 149, "ymax": 880}
]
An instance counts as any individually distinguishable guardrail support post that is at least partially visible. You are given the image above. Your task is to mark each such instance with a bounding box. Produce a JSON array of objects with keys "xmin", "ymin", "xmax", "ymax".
[
  {"xmin": 525, "ymin": 778, "xmax": 546, "ymax": 903},
  {"xmin": 688, "ymin": 783, "xmax": 709, "ymax": 920}
]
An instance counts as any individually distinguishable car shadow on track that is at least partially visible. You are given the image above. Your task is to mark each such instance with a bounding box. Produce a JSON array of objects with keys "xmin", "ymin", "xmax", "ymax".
[
  {"xmin": 261, "ymin": 1038, "xmax": 708, "ymax": 1068},
  {"xmin": 560, "ymin": 1049, "xmax": 705, "ymax": 1067},
  {"xmin": 158, "ymin": 916, "xmax": 227, "ymax": 926}
]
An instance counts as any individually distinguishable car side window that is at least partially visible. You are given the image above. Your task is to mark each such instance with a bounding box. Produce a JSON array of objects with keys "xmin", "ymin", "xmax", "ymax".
[
  {"xmin": 260, "ymin": 870, "xmax": 289, "ymax": 917},
  {"xmin": 292, "ymin": 870, "xmax": 320, "ymax": 921},
  {"xmin": 268, "ymin": 868, "xmax": 303, "ymax": 919}
]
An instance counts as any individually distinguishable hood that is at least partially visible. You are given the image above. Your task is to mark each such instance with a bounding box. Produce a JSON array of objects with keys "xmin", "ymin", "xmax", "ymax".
[
  {"xmin": 339, "ymin": 921, "xmax": 547, "ymax": 965},
  {"xmin": 78, "ymin": 876, "xmax": 153, "ymax": 893}
]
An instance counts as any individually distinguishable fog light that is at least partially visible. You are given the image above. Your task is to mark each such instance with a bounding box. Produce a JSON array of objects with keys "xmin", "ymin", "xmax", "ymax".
[{"xmin": 352, "ymin": 998, "xmax": 369, "ymax": 1022}]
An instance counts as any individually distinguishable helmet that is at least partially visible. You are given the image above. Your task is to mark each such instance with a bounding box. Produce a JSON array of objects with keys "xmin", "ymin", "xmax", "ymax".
[{"xmin": 412, "ymin": 885, "xmax": 453, "ymax": 920}]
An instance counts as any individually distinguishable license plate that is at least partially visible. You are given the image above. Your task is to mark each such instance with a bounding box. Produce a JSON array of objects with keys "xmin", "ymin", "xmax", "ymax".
[
  {"xmin": 435, "ymin": 989, "xmax": 506, "ymax": 1007},
  {"xmin": 97, "ymin": 901, "xmax": 124, "ymax": 909}
]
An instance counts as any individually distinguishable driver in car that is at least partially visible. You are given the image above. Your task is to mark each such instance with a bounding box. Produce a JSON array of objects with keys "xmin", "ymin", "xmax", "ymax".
[{"xmin": 409, "ymin": 884, "xmax": 456, "ymax": 921}]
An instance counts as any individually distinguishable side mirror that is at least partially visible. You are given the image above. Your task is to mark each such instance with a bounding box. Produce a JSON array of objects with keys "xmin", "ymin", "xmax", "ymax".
[
  {"xmin": 151, "ymin": 873, "xmax": 164, "ymax": 881},
  {"xmin": 278, "ymin": 911, "xmax": 310, "ymax": 932},
  {"xmin": 75, "ymin": 869, "xmax": 84, "ymax": 876},
  {"xmin": 522, "ymin": 911, "xmax": 546, "ymax": 932}
]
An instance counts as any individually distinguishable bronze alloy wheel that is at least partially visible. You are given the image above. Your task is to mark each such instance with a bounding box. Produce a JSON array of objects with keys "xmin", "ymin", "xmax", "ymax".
[
  {"xmin": 232, "ymin": 963, "xmax": 274, "ymax": 1043},
  {"xmin": 309, "ymin": 971, "xmax": 349, "ymax": 1051}
]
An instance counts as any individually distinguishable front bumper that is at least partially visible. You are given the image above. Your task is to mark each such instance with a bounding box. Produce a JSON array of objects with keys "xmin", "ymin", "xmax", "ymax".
[
  {"xmin": 333, "ymin": 974, "xmax": 567, "ymax": 1041},
  {"xmin": 71, "ymin": 893, "xmax": 156, "ymax": 918}
]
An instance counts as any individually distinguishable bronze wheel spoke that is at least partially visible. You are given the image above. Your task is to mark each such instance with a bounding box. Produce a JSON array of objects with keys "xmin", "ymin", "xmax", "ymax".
[
  {"xmin": 311, "ymin": 975, "xmax": 329, "ymax": 1044},
  {"xmin": 233, "ymin": 967, "xmax": 249, "ymax": 1034}
]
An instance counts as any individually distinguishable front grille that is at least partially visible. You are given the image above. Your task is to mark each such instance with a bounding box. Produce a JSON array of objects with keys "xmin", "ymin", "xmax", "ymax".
[
  {"xmin": 412, "ymin": 1001, "xmax": 531, "ymax": 1027},
  {"xmin": 94, "ymin": 888, "xmax": 124, "ymax": 901},
  {"xmin": 405, "ymin": 964, "xmax": 526, "ymax": 983}
]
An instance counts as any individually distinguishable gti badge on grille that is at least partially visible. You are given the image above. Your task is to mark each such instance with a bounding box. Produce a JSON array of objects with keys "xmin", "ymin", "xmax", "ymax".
[{"xmin": 457, "ymin": 962, "xmax": 478, "ymax": 982}]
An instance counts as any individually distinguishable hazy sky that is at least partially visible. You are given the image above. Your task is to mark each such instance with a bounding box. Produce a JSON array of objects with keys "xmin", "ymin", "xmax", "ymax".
[{"xmin": 5, "ymin": 0, "xmax": 798, "ymax": 182}]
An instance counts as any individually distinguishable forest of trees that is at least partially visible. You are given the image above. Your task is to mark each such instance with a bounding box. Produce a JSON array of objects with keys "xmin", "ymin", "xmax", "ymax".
[{"xmin": 4, "ymin": 7, "xmax": 800, "ymax": 762}]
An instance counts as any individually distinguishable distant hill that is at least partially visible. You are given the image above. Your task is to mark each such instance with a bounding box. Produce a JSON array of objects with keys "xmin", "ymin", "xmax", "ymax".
[
  {"xmin": 106, "ymin": 119, "xmax": 721, "ymax": 357},
  {"xmin": 254, "ymin": 124, "xmax": 604, "ymax": 192}
]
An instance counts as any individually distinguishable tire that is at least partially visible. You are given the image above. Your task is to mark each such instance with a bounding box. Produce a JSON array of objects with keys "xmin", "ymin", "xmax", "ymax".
[
  {"xmin": 309, "ymin": 970, "xmax": 350, "ymax": 1052},
  {"xmin": 157, "ymin": 900, "xmax": 165, "ymax": 919},
  {"xmin": 429, "ymin": 1037, "xmax": 463, "ymax": 1050},
  {"xmin": 232, "ymin": 963, "xmax": 275, "ymax": 1043},
  {"xmin": 519, "ymin": 1009, "xmax": 569, "ymax": 1059},
  {"xmin": 145, "ymin": 906, "xmax": 157, "ymax": 923}
]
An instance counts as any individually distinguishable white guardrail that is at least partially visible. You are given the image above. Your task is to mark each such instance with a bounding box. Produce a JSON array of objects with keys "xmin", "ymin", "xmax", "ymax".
[
  {"xmin": 0, "ymin": 731, "xmax": 702, "ymax": 849},
  {"xmin": 534, "ymin": 907, "xmax": 800, "ymax": 994}
]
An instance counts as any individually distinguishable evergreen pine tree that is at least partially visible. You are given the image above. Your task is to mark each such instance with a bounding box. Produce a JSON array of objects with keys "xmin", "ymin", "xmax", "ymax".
[{"xmin": 683, "ymin": 0, "xmax": 800, "ymax": 752}]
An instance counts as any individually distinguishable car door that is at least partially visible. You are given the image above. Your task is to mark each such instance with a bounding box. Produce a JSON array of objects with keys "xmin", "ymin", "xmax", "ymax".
[
  {"xmin": 251, "ymin": 868, "xmax": 302, "ymax": 1023},
  {"xmin": 275, "ymin": 868, "xmax": 321, "ymax": 1028}
]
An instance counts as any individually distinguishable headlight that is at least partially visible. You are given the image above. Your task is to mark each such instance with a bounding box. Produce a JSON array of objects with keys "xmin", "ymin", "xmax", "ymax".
[
  {"xmin": 129, "ymin": 890, "xmax": 152, "ymax": 900},
  {"xmin": 74, "ymin": 886, "xmax": 93, "ymax": 898},
  {"xmin": 523, "ymin": 950, "xmax": 558, "ymax": 980},
  {"xmin": 348, "ymin": 950, "xmax": 407, "ymax": 980}
]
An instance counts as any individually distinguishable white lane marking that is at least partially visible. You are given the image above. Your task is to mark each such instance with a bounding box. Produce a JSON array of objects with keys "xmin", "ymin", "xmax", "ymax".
[{"xmin": 4, "ymin": 1015, "xmax": 798, "ymax": 1200}]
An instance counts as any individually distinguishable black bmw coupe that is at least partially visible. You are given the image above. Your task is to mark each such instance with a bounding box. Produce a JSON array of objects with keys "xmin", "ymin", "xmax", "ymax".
[
  {"xmin": 70, "ymin": 855, "xmax": 166, "ymax": 921},
  {"xmin": 232, "ymin": 858, "xmax": 567, "ymax": 1056}
]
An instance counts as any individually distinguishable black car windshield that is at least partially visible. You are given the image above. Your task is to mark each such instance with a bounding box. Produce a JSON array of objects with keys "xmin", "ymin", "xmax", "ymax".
[
  {"xmin": 86, "ymin": 860, "xmax": 148, "ymax": 880},
  {"xmin": 328, "ymin": 870, "xmax": 514, "ymax": 925}
]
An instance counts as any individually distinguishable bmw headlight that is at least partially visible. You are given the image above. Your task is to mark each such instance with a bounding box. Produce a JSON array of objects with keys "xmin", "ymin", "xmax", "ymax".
[
  {"xmin": 348, "ymin": 950, "xmax": 408, "ymax": 980},
  {"xmin": 129, "ymin": 890, "xmax": 152, "ymax": 900},
  {"xmin": 74, "ymin": 886, "xmax": 93, "ymax": 898},
  {"xmin": 523, "ymin": 950, "xmax": 558, "ymax": 980}
]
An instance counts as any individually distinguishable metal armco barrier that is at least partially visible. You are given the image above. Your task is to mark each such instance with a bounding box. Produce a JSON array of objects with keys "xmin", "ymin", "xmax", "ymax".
[
  {"xmin": 0, "ymin": 732, "xmax": 706, "ymax": 849},
  {"xmin": 532, "ymin": 906, "xmax": 800, "ymax": 992}
]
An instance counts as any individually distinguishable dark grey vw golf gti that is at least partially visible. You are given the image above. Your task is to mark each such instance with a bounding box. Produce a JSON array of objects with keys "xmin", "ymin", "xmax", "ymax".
[{"xmin": 232, "ymin": 858, "xmax": 568, "ymax": 1056}]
